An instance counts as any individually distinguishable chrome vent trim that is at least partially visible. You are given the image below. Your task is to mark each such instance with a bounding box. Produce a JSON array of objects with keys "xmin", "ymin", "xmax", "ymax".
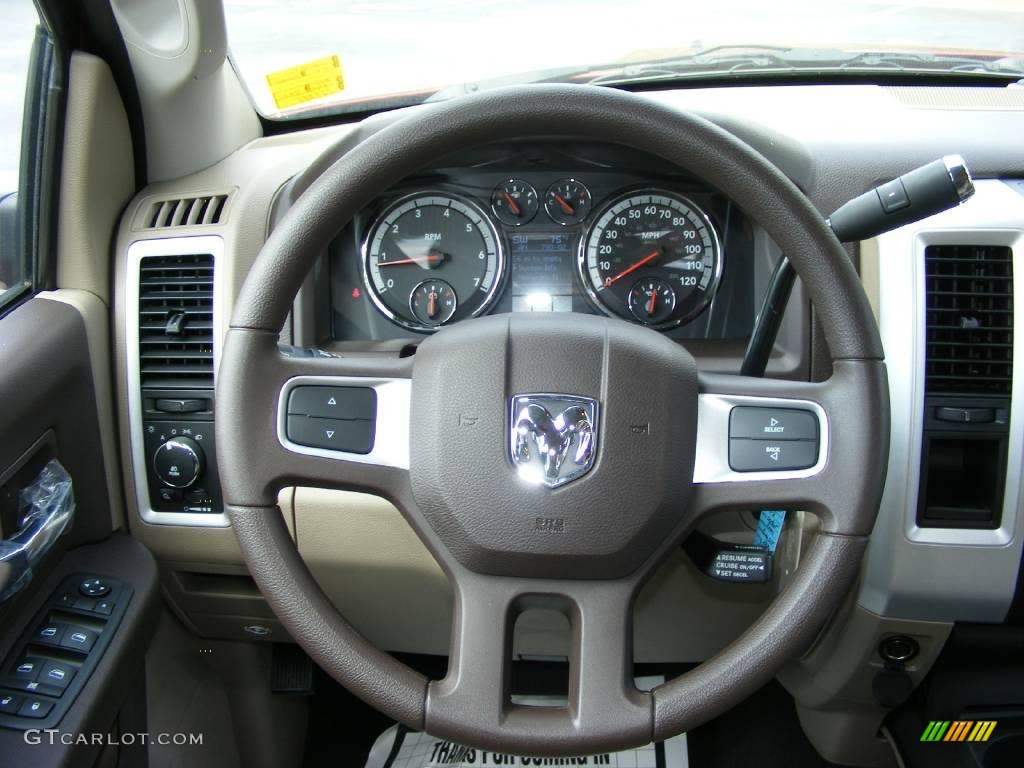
[
  {"xmin": 126, "ymin": 236, "xmax": 228, "ymax": 527},
  {"xmin": 859, "ymin": 180, "xmax": 1024, "ymax": 623}
]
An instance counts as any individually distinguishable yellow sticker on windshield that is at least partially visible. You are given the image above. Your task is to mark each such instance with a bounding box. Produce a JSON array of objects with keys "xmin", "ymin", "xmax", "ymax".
[{"xmin": 266, "ymin": 55, "xmax": 344, "ymax": 110}]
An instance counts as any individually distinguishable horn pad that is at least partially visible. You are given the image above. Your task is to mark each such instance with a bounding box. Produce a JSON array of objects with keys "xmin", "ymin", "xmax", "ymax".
[{"xmin": 409, "ymin": 313, "xmax": 698, "ymax": 579}]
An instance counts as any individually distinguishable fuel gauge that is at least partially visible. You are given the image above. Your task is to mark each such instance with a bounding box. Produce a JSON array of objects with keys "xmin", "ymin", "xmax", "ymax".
[
  {"xmin": 491, "ymin": 179, "xmax": 538, "ymax": 226},
  {"xmin": 410, "ymin": 279, "xmax": 457, "ymax": 327}
]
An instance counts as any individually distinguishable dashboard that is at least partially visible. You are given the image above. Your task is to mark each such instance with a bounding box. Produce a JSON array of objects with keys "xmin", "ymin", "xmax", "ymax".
[
  {"xmin": 112, "ymin": 82, "xmax": 1024, "ymax": 767},
  {"xmin": 326, "ymin": 143, "xmax": 756, "ymax": 342}
]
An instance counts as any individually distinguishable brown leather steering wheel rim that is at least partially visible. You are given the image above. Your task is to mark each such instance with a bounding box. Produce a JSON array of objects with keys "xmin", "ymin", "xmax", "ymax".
[{"xmin": 217, "ymin": 84, "xmax": 888, "ymax": 756}]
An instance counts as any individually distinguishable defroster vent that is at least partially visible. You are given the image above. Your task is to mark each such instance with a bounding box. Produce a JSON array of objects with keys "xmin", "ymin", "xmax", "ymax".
[
  {"xmin": 138, "ymin": 254, "xmax": 214, "ymax": 388},
  {"xmin": 925, "ymin": 245, "xmax": 1013, "ymax": 396},
  {"xmin": 145, "ymin": 194, "xmax": 229, "ymax": 229}
]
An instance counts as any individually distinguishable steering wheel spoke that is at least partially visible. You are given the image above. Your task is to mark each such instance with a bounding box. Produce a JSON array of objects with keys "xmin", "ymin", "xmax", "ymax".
[
  {"xmin": 426, "ymin": 573, "xmax": 652, "ymax": 755},
  {"xmin": 692, "ymin": 361, "xmax": 889, "ymax": 535},
  {"xmin": 218, "ymin": 328, "xmax": 413, "ymax": 506}
]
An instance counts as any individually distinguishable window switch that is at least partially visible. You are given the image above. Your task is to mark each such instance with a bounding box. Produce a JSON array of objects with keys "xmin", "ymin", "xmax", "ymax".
[
  {"xmin": 34, "ymin": 622, "xmax": 67, "ymax": 647},
  {"xmin": 60, "ymin": 627, "xmax": 98, "ymax": 654},
  {"xmin": 9, "ymin": 657, "xmax": 45, "ymax": 682},
  {"xmin": 39, "ymin": 661, "xmax": 75, "ymax": 691}
]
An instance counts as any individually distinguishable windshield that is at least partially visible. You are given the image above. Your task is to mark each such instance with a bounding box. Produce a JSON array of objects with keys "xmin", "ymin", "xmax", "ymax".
[{"xmin": 224, "ymin": 0, "xmax": 1024, "ymax": 118}]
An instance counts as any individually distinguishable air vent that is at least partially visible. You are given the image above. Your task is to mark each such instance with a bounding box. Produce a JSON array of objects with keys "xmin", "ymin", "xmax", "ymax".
[
  {"xmin": 144, "ymin": 194, "xmax": 229, "ymax": 229},
  {"xmin": 925, "ymin": 245, "xmax": 1013, "ymax": 396},
  {"xmin": 138, "ymin": 254, "xmax": 214, "ymax": 388}
]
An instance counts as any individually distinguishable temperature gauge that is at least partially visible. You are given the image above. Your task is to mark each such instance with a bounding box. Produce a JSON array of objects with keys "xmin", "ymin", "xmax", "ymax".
[
  {"xmin": 628, "ymin": 277, "xmax": 677, "ymax": 325},
  {"xmin": 410, "ymin": 279, "xmax": 457, "ymax": 327},
  {"xmin": 544, "ymin": 179, "xmax": 591, "ymax": 225}
]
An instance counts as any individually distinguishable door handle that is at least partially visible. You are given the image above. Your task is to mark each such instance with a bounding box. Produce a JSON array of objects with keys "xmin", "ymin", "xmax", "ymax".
[{"xmin": 0, "ymin": 459, "xmax": 75, "ymax": 602}]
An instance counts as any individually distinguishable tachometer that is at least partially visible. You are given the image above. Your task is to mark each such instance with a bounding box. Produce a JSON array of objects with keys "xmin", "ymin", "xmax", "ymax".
[
  {"xmin": 579, "ymin": 190, "xmax": 722, "ymax": 329},
  {"xmin": 362, "ymin": 193, "xmax": 505, "ymax": 331}
]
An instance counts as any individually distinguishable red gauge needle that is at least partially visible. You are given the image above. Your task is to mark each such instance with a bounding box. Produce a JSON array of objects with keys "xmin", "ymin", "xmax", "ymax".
[
  {"xmin": 501, "ymin": 191, "xmax": 521, "ymax": 216},
  {"xmin": 601, "ymin": 249, "xmax": 661, "ymax": 289},
  {"xmin": 427, "ymin": 290, "xmax": 438, "ymax": 319},
  {"xmin": 378, "ymin": 254, "xmax": 443, "ymax": 267},
  {"xmin": 647, "ymin": 287, "xmax": 657, "ymax": 315},
  {"xmin": 552, "ymin": 194, "xmax": 575, "ymax": 215}
]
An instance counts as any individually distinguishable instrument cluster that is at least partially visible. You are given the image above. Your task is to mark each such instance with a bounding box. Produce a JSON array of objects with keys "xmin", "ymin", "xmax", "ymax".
[{"xmin": 329, "ymin": 144, "xmax": 756, "ymax": 342}]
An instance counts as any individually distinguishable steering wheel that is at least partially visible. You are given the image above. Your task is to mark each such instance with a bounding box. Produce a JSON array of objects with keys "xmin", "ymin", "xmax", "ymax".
[{"xmin": 216, "ymin": 85, "xmax": 889, "ymax": 756}]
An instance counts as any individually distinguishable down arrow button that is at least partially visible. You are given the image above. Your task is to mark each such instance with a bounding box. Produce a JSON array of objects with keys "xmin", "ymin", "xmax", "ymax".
[{"xmin": 286, "ymin": 415, "xmax": 375, "ymax": 454}]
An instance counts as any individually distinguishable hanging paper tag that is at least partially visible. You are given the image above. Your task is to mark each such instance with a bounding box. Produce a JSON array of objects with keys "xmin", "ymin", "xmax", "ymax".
[{"xmin": 754, "ymin": 510, "xmax": 786, "ymax": 552}]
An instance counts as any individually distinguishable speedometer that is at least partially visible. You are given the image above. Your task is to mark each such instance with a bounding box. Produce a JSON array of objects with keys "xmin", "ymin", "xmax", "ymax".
[
  {"xmin": 579, "ymin": 190, "xmax": 722, "ymax": 329},
  {"xmin": 362, "ymin": 192, "xmax": 505, "ymax": 331}
]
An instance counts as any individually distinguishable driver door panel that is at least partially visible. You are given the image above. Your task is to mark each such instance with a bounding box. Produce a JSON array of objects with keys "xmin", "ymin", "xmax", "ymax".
[{"xmin": 0, "ymin": 296, "xmax": 160, "ymax": 766}]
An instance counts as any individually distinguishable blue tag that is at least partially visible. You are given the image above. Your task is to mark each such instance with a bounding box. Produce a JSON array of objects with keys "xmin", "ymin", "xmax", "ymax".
[{"xmin": 754, "ymin": 510, "xmax": 786, "ymax": 552}]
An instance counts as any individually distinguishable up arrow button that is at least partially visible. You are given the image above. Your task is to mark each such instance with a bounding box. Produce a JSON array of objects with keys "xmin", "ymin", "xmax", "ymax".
[{"xmin": 287, "ymin": 385, "xmax": 377, "ymax": 420}]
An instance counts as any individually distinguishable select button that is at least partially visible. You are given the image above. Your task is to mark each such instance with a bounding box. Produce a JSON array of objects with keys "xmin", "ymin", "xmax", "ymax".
[{"xmin": 729, "ymin": 407, "xmax": 818, "ymax": 441}]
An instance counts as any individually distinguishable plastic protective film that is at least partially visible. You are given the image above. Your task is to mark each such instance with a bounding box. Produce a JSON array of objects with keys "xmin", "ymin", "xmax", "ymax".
[{"xmin": 0, "ymin": 459, "xmax": 75, "ymax": 602}]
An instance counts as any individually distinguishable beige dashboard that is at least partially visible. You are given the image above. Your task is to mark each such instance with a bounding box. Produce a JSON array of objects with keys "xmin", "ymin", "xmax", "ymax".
[
  {"xmin": 94, "ymin": 74, "xmax": 1024, "ymax": 765},
  {"xmin": 109, "ymin": 88, "xmax": 793, "ymax": 662}
]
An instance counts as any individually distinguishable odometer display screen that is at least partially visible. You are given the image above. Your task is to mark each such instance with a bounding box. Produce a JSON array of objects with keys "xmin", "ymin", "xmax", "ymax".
[
  {"xmin": 579, "ymin": 190, "xmax": 723, "ymax": 329},
  {"xmin": 509, "ymin": 233, "xmax": 576, "ymax": 312}
]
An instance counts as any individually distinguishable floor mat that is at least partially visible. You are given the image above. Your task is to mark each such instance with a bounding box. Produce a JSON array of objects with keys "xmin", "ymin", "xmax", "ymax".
[
  {"xmin": 685, "ymin": 680, "xmax": 839, "ymax": 768},
  {"xmin": 303, "ymin": 662, "xmax": 427, "ymax": 768},
  {"xmin": 365, "ymin": 724, "xmax": 688, "ymax": 768}
]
